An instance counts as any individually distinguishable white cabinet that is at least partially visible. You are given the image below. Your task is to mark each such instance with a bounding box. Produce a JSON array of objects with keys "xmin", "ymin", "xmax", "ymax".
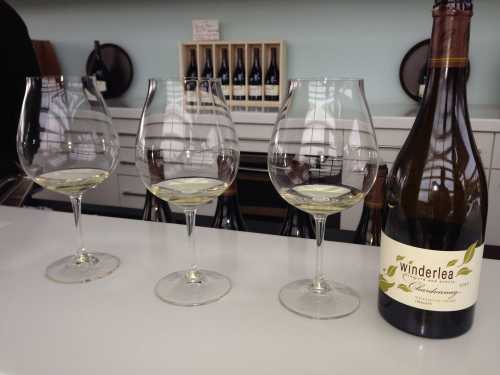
[
  {"xmin": 32, "ymin": 108, "xmax": 500, "ymax": 246},
  {"xmin": 486, "ymin": 170, "xmax": 500, "ymax": 246}
]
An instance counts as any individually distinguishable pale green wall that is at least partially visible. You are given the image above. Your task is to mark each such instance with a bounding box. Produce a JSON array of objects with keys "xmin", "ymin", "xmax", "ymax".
[{"xmin": 11, "ymin": 0, "xmax": 500, "ymax": 105}]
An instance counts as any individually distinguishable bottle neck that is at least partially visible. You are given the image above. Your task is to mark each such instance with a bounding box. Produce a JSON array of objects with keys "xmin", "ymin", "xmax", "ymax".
[
  {"xmin": 422, "ymin": 5, "xmax": 471, "ymax": 123},
  {"xmin": 253, "ymin": 50, "xmax": 260, "ymax": 68},
  {"xmin": 237, "ymin": 50, "xmax": 244, "ymax": 68},
  {"xmin": 270, "ymin": 49, "xmax": 277, "ymax": 67},
  {"xmin": 205, "ymin": 50, "xmax": 212, "ymax": 69},
  {"xmin": 221, "ymin": 50, "xmax": 228, "ymax": 68}
]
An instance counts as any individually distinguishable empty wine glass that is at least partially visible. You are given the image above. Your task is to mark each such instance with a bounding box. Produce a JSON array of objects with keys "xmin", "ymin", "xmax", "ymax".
[
  {"xmin": 17, "ymin": 76, "xmax": 120, "ymax": 283},
  {"xmin": 135, "ymin": 78, "xmax": 239, "ymax": 306},
  {"xmin": 268, "ymin": 78, "xmax": 379, "ymax": 319}
]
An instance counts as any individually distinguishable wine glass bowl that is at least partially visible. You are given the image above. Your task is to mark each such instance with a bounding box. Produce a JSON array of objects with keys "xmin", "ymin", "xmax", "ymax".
[
  {"xmin": 268, "ymin": 78, "xmax": 379, "ymax": 319},
  {"xmin": 135, "ymin": 78, "xmax": 239, "ymax": 306},
  {"xmin": 17, "ymin": 76, "xmax": 120, "ymax": 283}
]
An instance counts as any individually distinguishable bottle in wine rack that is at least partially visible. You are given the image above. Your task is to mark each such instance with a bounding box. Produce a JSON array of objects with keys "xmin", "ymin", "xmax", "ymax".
[
  {"xmin": 280, "ymin": 205, "xmax": 315, "ymax": 239},
  {"xmin": 91, "ymin": 40, "xmax": 109, "ymax": 96},
  {"xmin": 232, "ymin": 47, "xmax": 246, "ymax": 101},
  {"xmin": 378, "ymin": 0, "xmax": 488, "ymax": 338},
  {"xmin": 353, "ymin": 163, "xmax": 387, "ymax": 246},
  {"xmin": 264, "ymin": 47, "xmax": 279, "ymax": 101},
  {"xmin": 185, "ymin": 48, "xmax": 198, "ymax": 104},
  {"xmin": 218, "ymin": 48, "xmax": 230, "ymax": 100},
  {"xmin": 249, "ymin": 47, "xmax": 262, "ymax": 101},
  {"xmin": 201, "ymin": 48, "xmax": 214, "ymax": 79},
  {"xmin": 211, "ymin": 180, "xmax": 247, "ymax": 231},
  {"xmin": 201, "ymin": 48, "xmax": 214, "ymax": 105}
]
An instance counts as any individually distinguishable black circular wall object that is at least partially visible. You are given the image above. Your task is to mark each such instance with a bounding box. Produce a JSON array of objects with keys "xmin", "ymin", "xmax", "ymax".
[{"xmin": 86, "ymin": 43, "xmax": 133, "ymax": 99}]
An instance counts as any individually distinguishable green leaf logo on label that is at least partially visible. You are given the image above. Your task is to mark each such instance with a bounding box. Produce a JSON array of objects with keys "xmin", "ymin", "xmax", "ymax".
[
  {"xmin": 463, "ymin": 242, "xmax": 477, "ymax": 265},
  {"xmin": 386, "ymin": 265, "xmax": 397, "ymax": 277},
  {"xmin": 379, "ymin": 275, "xmax": 395, "ymax": 292},
  {"xmin": 447, "ymin": 259, "xmax": 458, "ymax": 268},
  {"xmin": 396, "ymin": 255, "xmax": 405, "ymax": 261},
  {"xmin": 397, "ymin": 284, "xmax": 412, "ymax": 293},
  {"xmin": 457, "ymin": 267, "xmax": 472, "ymax": 276}
]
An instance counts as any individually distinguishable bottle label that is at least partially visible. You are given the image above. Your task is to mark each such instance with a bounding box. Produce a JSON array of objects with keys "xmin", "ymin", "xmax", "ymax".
[
  {"xmin": 200, "ymin": 89, "xmax": 211, "ymax": 104},
  {"xmin": 221, "ymin": 85, "xmax": 230, "ymax": 97},
  {"xmin": 265, "ymin": 84, "xmax": 279, "ymax": 96},
  {"xmin": 249, "ymin": 85, "xmax": 262, "ymax": 98},
  {"xmin": 233, "ymin": 85, "xmax": 245, "ymax": 97},
  {"xmin": 379, "ymin": 232, "xmax": 483, "ymax": 312},
  {"xmin": 186, "ymin": 90, "xmax": 197, "ymax": 103},
  {"xmin": 96, "ymin": 80, "xmax": 107, "ymax": 93}
]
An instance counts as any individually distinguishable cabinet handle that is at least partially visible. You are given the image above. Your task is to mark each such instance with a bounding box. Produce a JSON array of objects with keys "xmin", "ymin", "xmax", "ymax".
[
  {"xmin": 122, "ymin": 191, "xmax": 146, "ymax": 198},
  {"xmin": 120, "ymin": 161, "xmax": 135, "ymax": 166}
]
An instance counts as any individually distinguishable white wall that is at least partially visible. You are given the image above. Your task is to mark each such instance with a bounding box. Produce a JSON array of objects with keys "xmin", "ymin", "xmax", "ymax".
[{"xmin": 11, "ymin": 0, "xmax": 500, "ymax": 105}]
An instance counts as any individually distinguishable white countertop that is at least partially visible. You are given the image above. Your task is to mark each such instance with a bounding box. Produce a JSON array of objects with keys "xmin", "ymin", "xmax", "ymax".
[
  {"xmin": 0, "ymin": 206, "xmax": 499, "ymax": 374},
  {"xmin": 108, "ymin": 102, "xmax": 500, "ymax": 132}
]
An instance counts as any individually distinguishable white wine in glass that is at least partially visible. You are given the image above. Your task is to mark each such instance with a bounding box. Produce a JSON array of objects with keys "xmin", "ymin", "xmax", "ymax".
[
  {"xmin": 268, "ymin": 78, "xmax": 379, "ymax": 319},
  {"xmin": 136, "ymin": 78, "xmax": 239, "ymax": 306},
  {"xmin": 17, "ymin": 76, "xmax": 120, "ymax": 283}
]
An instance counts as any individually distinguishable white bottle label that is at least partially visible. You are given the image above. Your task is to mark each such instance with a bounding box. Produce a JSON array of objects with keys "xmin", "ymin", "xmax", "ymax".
[
  {"xmin": 379, "ymin": 232, "xmax": 483, "ymax": 312},
  {"xmin": 221, "ymin": 85, "xmax": 230, "ymax": 97},
  {"xmin": 186, "ymin": 90, "xmax": 197, "ymax": 103},
  {"xmin": 265, "ymin": 84, "xmax": 279, "ymax": 96},
  {"xmin": 96, "ymin": 80, "xmax": 107, "ymax": 93},
  {"xmin": 200, "ymin": 89, "xmax": 211, "ymax": 104},
  {"xmin": 233, "ymin": 85, "xmax": 245, "ymax": 97},
  {"xmin": 249, "ymin": 85, "xmax": 262, "ymax": 98}
]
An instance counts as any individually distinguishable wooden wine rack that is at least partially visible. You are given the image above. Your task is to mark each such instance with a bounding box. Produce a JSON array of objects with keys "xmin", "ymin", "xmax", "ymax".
[{"xmin": 179, "ymin": 40, "xmax": 287, "ymax": 109}]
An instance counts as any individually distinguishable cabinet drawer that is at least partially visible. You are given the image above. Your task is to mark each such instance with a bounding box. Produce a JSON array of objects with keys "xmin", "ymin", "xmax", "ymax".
[
  {"xmin": 486, "ymin": 170, "xmax": 500, "ymax": 246},
  {"xmin": 119, "ymin": 147, "xmax": 135, "ymax": 164},
  {"xmin": 113, "ymin": 118, "xmax": 139, "ymax": 135},
  {"xmin": 375, "ymin": 129, "xmax": 410, "ymax": 147},
  {"xmin": 473, "ymin": 132, "xmax": 494, "ymax": 170},
  {"xmin": 235, "ymin": 123, "xmax": 273, "ymax": 141},
  {"xmin": 119, "ymin": 133, "xmax": 136, "ymax": 148},
  {"xmin": 491, "ymin": 133, "xmax": 500, "ymax": 169}
]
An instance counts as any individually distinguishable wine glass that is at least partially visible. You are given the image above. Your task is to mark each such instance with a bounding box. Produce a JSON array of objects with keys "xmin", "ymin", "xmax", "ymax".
[
  {"xmin": 135, "ymin": 78, "xmax": 240, "ymax": 306},
  {"xmin": 268, "ymin": 78, "xmax": 379, "ymax": 319},
  {"xmin": 17, "ymin": 76, "xmax": 120, "ymax": 283}
]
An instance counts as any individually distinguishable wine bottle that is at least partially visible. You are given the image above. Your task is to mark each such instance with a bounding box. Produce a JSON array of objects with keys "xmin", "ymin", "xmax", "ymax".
[
  {"xmin": 218, "ymin": 48, "xmax": 230, "ymax": 100},
  {"xmin": 200, "ymin": 48, "xmax": 214, "ymax": 105},
  {"xmin": 185, "ymin": 48, "xmax": 198, "ymax": 104},
  {"xmin": 92, "ymin": 41, "xmax": 109, "ymax": 96},
  {"xmin": 264, "ymin": 47, "xmax": 279, "ymax": 101},
  {"xmin": 211, "ymin": 180, "xmax": 247, "ymax": 231},
  {"xmin": 280, "ymin": 205, "xmax": 315, "ymax": 239},
  {"xmin": 249, "ymin": 47, "xmax": 262, "ymax": 101},
  {"xmin": 201, "ymin": 48, "xmax": 213, "ymax": 79},
  {"xmin": 232, "ymin": 48, "xmax": 246, "ymax": 101},
  {"xmin": 379, "ymin": 0, "xmax": 488, "ymax": 339},
  {"xmin": 353, "ymin": 163, "xmax": 387, "ymax": 246},
  {"xmin": 142, "ymin": 190, "xmax": 173, "ymax": 223}
]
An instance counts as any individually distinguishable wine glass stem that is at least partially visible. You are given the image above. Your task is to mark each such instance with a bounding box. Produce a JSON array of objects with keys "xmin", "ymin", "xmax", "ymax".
[
  {"xmin": 184, "ymin": 209, "xmax": 202, "ymax": 283},
  {"xmin": 70, "ymin": 194, "xmax": 89, "ymax": 262},
  {"xmin": 312, "ymin": 215, "xmax": 329, "ymax": 293}
]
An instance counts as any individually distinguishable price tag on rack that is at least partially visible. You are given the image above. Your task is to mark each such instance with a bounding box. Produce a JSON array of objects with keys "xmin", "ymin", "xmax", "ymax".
[{"xmin": 192, "ymin": 20, "xmax": 220, "ymax": 41}]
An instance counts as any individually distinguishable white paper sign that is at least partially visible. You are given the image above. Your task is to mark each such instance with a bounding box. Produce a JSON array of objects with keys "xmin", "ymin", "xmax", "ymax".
[{"xmin": 192, "ymin": 19, "xmax": 220, "ymax": 41}]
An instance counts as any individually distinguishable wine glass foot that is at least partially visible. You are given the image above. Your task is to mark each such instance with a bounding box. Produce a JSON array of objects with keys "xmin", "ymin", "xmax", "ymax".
[
  {"xmin": 46, "ymin": 252, "xmax": 120, "ymax": 283},
  {"xmin": 155, "ymin": 269, "xmax": 231, "ymax": 306},
  {"xmin": 279, "ymin": 279, "xmax": 360, "ymax": 319}
]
